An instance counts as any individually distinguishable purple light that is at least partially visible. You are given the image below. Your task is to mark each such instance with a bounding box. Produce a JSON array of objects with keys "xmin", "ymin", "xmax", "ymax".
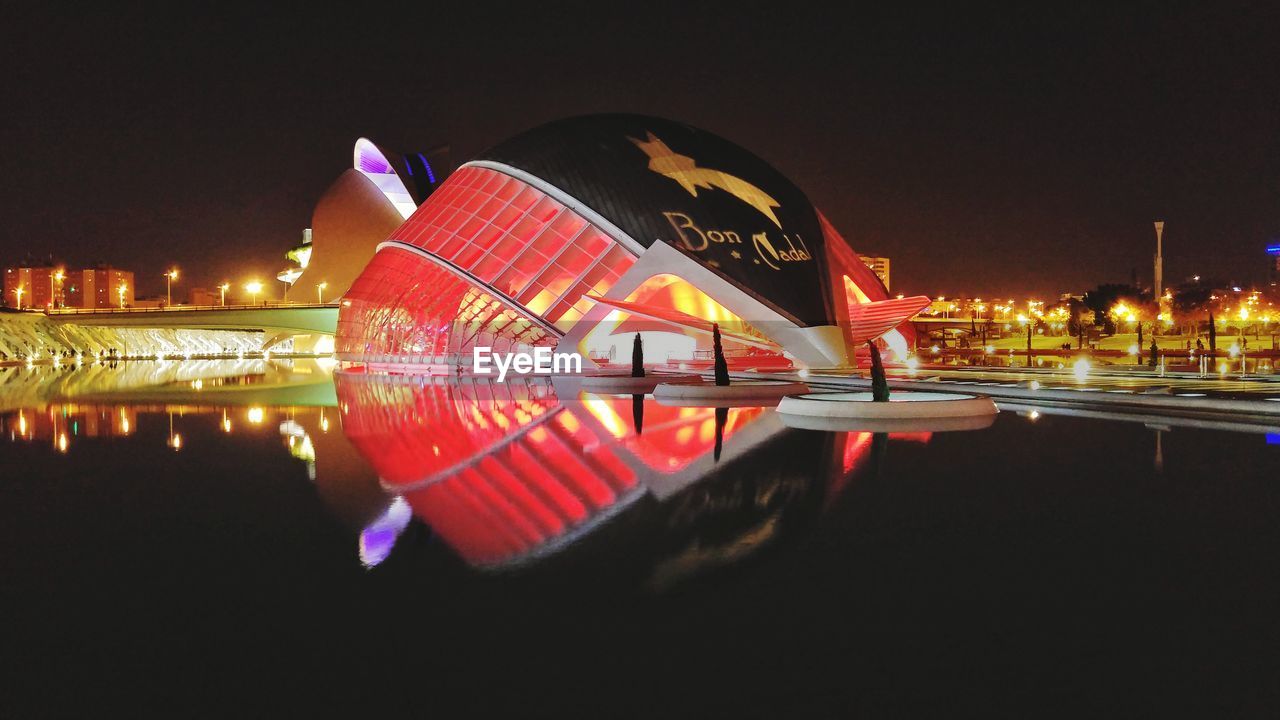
[
  {"xmin": 358, "ymin": 496, "xmax": 413, "ymax": 568},
  {"xmin": 354, "ymin": 138, "xmax": 395, "ymax": 175},
  {"xmin": 418, "ymin": 153, "xmax": 436, "ymax": 184},
  {"xmin": 1266, "ymin": 244, "xmax": 1280, "ymax": 256}
]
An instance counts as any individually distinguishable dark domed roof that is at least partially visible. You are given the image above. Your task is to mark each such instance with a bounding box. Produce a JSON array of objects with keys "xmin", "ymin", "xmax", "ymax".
[{"xmin": 476, "ymin": 114, "xmax": 835, "ymax": 327}]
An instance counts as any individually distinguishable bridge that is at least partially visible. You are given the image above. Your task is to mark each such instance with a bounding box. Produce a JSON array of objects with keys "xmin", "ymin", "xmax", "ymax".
[
  {"xmin": 1, "ymin": 304, "xmax": 340, "ymax": 360},
  {"xmin": 48, "ymin": 303, "xmax": 338, "ymax": 334}
]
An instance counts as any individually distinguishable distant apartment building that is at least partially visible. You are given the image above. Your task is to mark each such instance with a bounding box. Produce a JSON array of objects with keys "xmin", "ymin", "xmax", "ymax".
[
  {"xmin": 862, "ymin": 256, "xmax": 890, "ymax": 291},
  {"xmin": 4, "ymin": 266, "xmax": 60, "ymax": 308},
  {"xmin": 66, "ymin": 266, "xmax": 135, "ymax": 309},
  {"xmin": 5, "ymin": 264, "xmax": 136, "ymax": 309}
]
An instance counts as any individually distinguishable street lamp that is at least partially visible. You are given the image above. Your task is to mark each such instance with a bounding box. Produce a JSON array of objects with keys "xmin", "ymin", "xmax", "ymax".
[
  {"xmin": 245, "ymin": 280, "xmax": 263, "ymax": 306},
  {"xmin": 51, "ymin": 269, "xmax": 64, "ymax": 309},
  {"xmin": 219, "ymin": 282, "xmax": 230, "ymax": 307},
  {"xmin": 117, "ymin": 283, "xmax": 128, "ymax": 309},
  {"xmin": 165, "ymin": 268, "xmax": 179, "ymax": 307},
  {"xmin": 316, "ymin": 281, "xmax": 328, "ymax": 304},
  {"xmin": 13, "ymin": 285, "xmax": 24, "ymax": 310}
]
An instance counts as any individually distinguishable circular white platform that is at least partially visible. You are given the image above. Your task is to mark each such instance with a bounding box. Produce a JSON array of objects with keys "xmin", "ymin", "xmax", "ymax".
[
  {"xmin": 653, "ymin": 380, "xmax": 810, "ymax": 406},
  {"xmin": 776, "ymin": 391, "xmax": 997, "ymax": 430},
  {"xmin": 779, "ymin": 411, "xmax": 997, "ymax": 433},
  {"xmin": 578, "ymin": 374, "xmax": 702, "ymax": 394}
]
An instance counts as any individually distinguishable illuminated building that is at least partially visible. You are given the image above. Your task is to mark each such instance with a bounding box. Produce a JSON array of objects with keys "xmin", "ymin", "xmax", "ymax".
[
  {"xmin": 5, "ymin": 264, "xmax": 134, "ymax": 309},
  {"xmin": 282, "ymin": 141, "xmax": 449, "ymax": 303},
  {"xmin": 4, "ymin": 266, "xmax": 61, "ymax": 309},
  {"xmin": 861, "ymin": 256, "xmax": 891, "ymax": 291},
  {"xmin": 337, "ymin": 115, "xmax": 928, "ymax": 370},
  {"xmin": 65, "ymin": 265, "xmax": 134, "ymax": 309}
]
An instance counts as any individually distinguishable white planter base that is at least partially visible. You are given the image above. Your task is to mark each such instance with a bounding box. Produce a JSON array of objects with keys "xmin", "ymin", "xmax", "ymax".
[
  {"xmin": 780, "ymin": 412, "xmax": 997, "ymax": 433},
  {"xmin": 579, "ymin": 374, "xmax": 702, "ymax": 394},
  {"xmin": 653, "ymin": 380, "xmax": 810, "ymax": 407},
  {"xmin": 776, "ymin": 391, "xmax": 997, "ymax": 432}
]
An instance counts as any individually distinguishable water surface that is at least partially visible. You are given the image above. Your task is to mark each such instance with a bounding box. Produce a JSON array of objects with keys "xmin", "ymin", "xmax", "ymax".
[{"xmin": 1, "ymin": 362, "xmax": 1277, "ymax": 716}]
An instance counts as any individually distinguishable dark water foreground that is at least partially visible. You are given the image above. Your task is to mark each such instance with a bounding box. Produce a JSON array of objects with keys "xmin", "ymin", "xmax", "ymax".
[{"xmin": 1, "ymin": 366, "xmax": 1277, "ymax": 717}]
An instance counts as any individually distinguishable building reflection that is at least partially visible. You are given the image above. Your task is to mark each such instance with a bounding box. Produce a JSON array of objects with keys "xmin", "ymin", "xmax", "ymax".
[
  {"xmin": 4, "ymin": 404, "xmax": 139, "ymax": 444},
  {"xmin": 0, "ymin": 357, "xmax": 944, "ymax": 586},
  {"xmin": 333, "ymin": 373, "xmax": 911, "ymax": 585}
]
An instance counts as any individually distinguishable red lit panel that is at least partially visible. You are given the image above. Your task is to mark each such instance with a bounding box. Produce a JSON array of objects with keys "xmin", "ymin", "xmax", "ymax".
[
  {"xmin": 819, "ymin": 210, "xmax": 917, "ymax": 349},
  {"xmin": 844, "ymin": 290, "xmax": 932, "ymax": 344},
  {"xmin": 336, "ymin": 245, "xmax": 554, "ymax": 364},
  {"xmin": 370, "ymin": 164, "xmax": 638, "ymax": 342},
  {"xmin": 577, "ymin": 395, "xmax": 767, "ymax": 474}
]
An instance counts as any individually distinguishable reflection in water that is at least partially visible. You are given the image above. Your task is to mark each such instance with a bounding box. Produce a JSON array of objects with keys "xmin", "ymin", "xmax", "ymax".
[
  {"xmin": 359, "ymin": 496, "xmax": 414, "ymax": 568},
  {"xmin": 6, "ymin": 365, "xmax": 1280, "ymax": 716},
  {"xmin": 0, "ymin": 357, "xmax": 950, "ymax": 587},
  {"xmin": 0, "ymin": 357, "xmax": 337, "ymax": 412},
  {"xmin": 333, "ymin": 373, "xmax": 896, "ymax": 583}
]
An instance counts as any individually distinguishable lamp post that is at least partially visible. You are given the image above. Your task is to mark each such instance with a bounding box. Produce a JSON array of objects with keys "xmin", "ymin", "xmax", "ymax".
[
  {"xmin": 219, "ymin": 282, "xmax": 230, "ymax": 307},
  {"xmin": 13, "ymin": 285, "xmax": 24, "ymax": 310},
  {"xmin": 245, "ymin": 280, "xmax": 263, "ymax": 307},
  {"xmin": 117, "ymin": 283, "xmax": 127, "ymax": 309},
  {"xmin": 51, "ymin": 269, "xmax": 64, "ymax": 309},
  {"xmin": 1153, "ymin": 221, "xmax": 1164, "ymax": 302},
  {"xmin": 165, "ymin": 268, "xmax": 179, "ymax": 307},
  {"xmin": 316, "ymin": 281, "xmax": 328, "ymax": 304}
]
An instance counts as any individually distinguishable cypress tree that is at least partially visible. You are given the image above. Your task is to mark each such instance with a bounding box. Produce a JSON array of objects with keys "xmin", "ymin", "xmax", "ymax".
[
  {"xmin": 1208, "ymin": 312, "xmax": 1217, "ymax": 355},
  {"xmin": 713, "ymin": 406, "xmax": 728, "ymax": 461},
  {"xmin": 1149, "ymin": 337, "xmax": 1158, "ymax": 368},
  {"xmin": 631, "ymin": 333, "xmax": 645, "ymax": 378},
  {"xmin": 868, "ymin": 340, "xmax": 890, "ymax": 402},
  {"xmin": 1137, "ymin": 322, "xmax": 1144, "ymax": 365},
  {"xmin": 631, "ymin": 394, "xmax": 644, "ymax": 435},
  {"xmin": 712, "ymin": 323, "xmax": 730, "ymax": 386}
]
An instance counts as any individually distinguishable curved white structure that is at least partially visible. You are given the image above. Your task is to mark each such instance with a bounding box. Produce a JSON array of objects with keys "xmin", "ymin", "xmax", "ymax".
[
  {"xmin": 777, "ymin": 391, "xmax": 998, "ymax": 430},
  {"xmin": 653, "ymin": 379, "xmax": 810, "ymax": 405},
  {"xmin": 353, "ymin": 137, "xmax": 419, "ymax": 219}
]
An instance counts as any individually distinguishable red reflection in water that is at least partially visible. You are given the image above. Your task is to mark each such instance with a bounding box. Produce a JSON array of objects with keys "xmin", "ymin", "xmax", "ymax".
[
  {"xmin": 577, "ymin": 394, "xmax": 765, "ymax": 473},
  {"xmin": 338, "ymin": 376, "xmax": 653, "ymax": 566}
]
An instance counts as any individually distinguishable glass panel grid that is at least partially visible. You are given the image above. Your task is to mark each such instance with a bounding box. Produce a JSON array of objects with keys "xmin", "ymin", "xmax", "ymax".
[{"xmin": 380, "ymin": 166, "xmax": 638, "ymax": 334}]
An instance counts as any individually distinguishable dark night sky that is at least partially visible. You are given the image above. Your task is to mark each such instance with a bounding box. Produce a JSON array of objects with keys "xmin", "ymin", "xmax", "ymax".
[{"xmin": 2, "ymin": 2, "xmax": 1279, "ymax": 300}]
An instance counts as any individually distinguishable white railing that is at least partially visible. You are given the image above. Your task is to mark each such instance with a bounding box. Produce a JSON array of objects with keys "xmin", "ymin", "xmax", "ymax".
[{"xmin": 44, "ymin": 302, "xmax": 339, "ymax": 316}]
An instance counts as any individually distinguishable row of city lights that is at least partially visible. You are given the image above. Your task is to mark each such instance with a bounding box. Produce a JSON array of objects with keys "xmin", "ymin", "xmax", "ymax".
[
  {"xmin": 9, "ymin": 266, "xmax": 331, "ymax": 308},
  {"xmin": 920, "ymin": 292, "xmax": 1275, "ymax": 328}
]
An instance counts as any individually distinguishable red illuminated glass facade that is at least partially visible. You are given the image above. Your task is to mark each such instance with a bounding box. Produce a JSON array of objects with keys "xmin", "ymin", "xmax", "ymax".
[
  {"xmin": 338, "ymin": 165, "xmax": 642, "ymax": 364},
  {"xmin": 397, "ymin": 166, "xmax": 634, "ymax": 325},
  {"xmin": 336, "ymin": 246, "xmax": 555, "ymax": 364}
]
